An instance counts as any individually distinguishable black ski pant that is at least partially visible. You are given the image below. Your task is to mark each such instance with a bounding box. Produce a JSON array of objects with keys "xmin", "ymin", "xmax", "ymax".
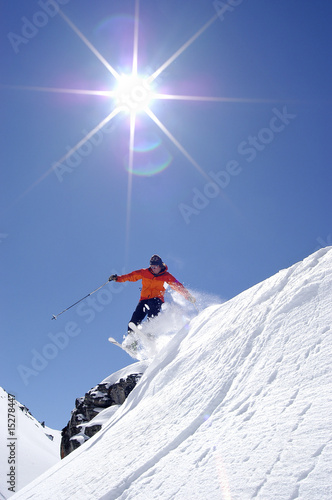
[{"xmin": 128, "ymin": 298, "xmax": 163, "ymax": 333}]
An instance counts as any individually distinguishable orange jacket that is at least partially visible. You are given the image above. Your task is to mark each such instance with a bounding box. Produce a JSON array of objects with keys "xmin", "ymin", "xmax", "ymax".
[{"xmin": 116, "ymin": 266, "xmax": 191, "ymax": 302}]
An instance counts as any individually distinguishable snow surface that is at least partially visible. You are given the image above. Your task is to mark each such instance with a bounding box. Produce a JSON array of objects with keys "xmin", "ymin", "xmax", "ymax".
[
  {"xmin": 99, "ymin": 361, "xmax": 149, "ymax": 387},
  {"xmin": 11, "ymin": 248, "xmax": 332, "ymax": 499},
  {"xmin": 0, "ymin": 388, "xmax": 61, "ymax": 499}
]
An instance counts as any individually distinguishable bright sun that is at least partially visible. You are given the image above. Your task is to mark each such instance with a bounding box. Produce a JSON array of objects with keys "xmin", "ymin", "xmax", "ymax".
[
  {"xmin": 13, "ymin": 2, "xmax": 230, "ymax": 182},
  {"xmin": 115, "ymin": 75, "xmax": 153, "ymax": 113}
]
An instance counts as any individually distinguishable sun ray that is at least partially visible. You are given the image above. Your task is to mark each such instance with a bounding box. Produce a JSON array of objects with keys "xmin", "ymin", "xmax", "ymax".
[
  {"xmin": 58, "ymin": 9, "xmax": 120, "ymax": 81},
  {"xmin": 147, "ymin": 12, "xmax": 219, "ymax": 84},
  {"xmin": 124, "ymin": 0, "xmax": 141, "ymax": 262},
  {"xmin": 152, "ymin": 93, "xmax": 286, "ymax": 104},
  {"xmin": 125, "ymin": 112, "xmax": 136, "ymax": 263},
  {"xmin": 1, "ymin": 84, "xmax": 114, "ymax": 97},
  {"xmin": 10, "ymin": 106, "xmax": 123, "ymax": 210},
  {"xmin": 56, "ymin": 107, "xmax": 123, "ymax": 166},
  {"xmin": 145, "ymin": 108, "xmax": 209, "ymax": 180},
  {"xmin": 132, "ymin": 0, "xmax": 140, "ymax": 77}
]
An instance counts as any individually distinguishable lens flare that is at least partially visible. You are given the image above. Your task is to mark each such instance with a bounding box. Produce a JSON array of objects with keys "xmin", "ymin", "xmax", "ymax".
[
  {"xmin": 132, "ymin": 131, "xmax": 161, "ymax": 152},
  {"xmin": 125, "ymin": 142, "xmax": 172, "ymax": 176}
]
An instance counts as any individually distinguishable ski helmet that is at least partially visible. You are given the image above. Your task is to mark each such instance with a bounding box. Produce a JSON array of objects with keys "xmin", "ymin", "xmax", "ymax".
[{"xmin": 150, "ymin": 254, "xmax": 163, "ymax": 266}]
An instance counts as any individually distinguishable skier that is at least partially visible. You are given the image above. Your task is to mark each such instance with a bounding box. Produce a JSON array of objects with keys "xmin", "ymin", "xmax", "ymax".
[{"xmin": 109, "ymin": 254, "xmax": 196, "ymax": 336}]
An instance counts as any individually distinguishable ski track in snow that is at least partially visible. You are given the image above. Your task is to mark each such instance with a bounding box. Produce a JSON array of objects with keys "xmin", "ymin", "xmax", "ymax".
[{"xmin": 11, "ymin": 247, "xmax": 332, "ymax": 500}]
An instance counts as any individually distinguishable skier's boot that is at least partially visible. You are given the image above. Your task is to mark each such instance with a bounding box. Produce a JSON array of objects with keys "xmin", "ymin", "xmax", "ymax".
[{"xmin": 123, "ymin": 332, "xmax": 138, "ymax": 353}]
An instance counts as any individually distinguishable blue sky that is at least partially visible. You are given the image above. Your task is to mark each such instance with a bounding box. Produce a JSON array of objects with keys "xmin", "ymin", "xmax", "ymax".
[{"xmin": 1, "ymin": 0, "xmax": 331, "ymax": 430}]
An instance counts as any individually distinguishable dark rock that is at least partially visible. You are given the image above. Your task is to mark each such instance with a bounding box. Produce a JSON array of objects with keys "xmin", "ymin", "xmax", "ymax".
[
  {"xmin": 60, "ymin": 373, "xmax": 142, "ymax": 458},
  {"xmin": 84, "ymin": 424, "xmax": 102, "ymax": 438}
]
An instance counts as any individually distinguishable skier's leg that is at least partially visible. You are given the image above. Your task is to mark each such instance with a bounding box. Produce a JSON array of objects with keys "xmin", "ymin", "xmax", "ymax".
[
  {"xmin": 123, "ymin": 301, "xmax": 146, "ymax": 351},
  {"xmin": 146, "ymin": 298, "xmax": 163, "ymax": 319},
  {"xmin": 128, "ymin": 300, "xmax": 148, "ymax": 332}
]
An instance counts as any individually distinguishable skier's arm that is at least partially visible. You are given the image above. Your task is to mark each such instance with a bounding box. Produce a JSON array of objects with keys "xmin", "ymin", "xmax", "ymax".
[
  {"xmin": 166, "ymin": 274, "xmax": 196, "ymax": 303},
  {"xmin": 114, "ymin": 269, "xmax": 144, "ymax": 283}
]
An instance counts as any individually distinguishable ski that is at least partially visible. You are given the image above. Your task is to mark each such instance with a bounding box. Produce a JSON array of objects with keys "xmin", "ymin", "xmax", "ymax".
[
  {"xmin": 108, "ymin": 337, "xmax": 138, "ymax": 359},
  {"xmin": 108, "ymin": 322, "xmax": 157, "ymax": 360},
  {"xmin": 128, "ymin": 322, "xmax": 155, "ymax": 340},
  {"xmin": 128, "ymin": 323, "xmax": 157, "ymax": 358},
  {"xmin": 108, "ymin": 337, "xmax": 124, "ymax": 349}
]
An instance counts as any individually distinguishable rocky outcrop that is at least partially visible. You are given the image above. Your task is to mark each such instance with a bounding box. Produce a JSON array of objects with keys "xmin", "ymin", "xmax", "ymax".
[{"xmin": 61, "ymin": 373, "xmax": 142, "ymax": 458}]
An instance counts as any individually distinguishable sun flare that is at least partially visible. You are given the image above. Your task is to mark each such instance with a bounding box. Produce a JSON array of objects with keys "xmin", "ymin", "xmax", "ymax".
[
  {"xmin": 115, "ymin": 74, "xmax": 153, "ymax": 113},
  {"xmin": 8, "ymin": 0, "xmax": 276, "ymax": 260}
]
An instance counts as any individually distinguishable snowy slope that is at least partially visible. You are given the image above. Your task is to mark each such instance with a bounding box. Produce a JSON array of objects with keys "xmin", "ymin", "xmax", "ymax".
[
  {"xmin": 11, "ymin": 247, "xmax": 332, "ymax": 500},
  {"xmin": 0, "ymin": 388, "xmax": 61, "ymax": 499}
]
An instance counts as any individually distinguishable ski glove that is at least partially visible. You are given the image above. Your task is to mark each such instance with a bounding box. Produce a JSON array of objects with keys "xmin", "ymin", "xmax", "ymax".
[
  {"xmin": 188, "ymin": 294, "xmax": 196, "ymax": 304},
  {"xmin": 108, "ymin": 274, "xmax": 118, "ymax": 281}
]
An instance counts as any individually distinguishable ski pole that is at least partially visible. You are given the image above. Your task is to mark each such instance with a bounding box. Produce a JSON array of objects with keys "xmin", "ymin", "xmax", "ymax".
[{"xmin": 52, "ymin": 280, "xmax": 109, "ymax": 320}]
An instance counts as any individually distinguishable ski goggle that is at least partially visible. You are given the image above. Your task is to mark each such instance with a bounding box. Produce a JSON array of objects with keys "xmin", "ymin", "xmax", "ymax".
[{"xmin": 150, "ymin": 259, "xmax": 162, "ymax": 265}]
